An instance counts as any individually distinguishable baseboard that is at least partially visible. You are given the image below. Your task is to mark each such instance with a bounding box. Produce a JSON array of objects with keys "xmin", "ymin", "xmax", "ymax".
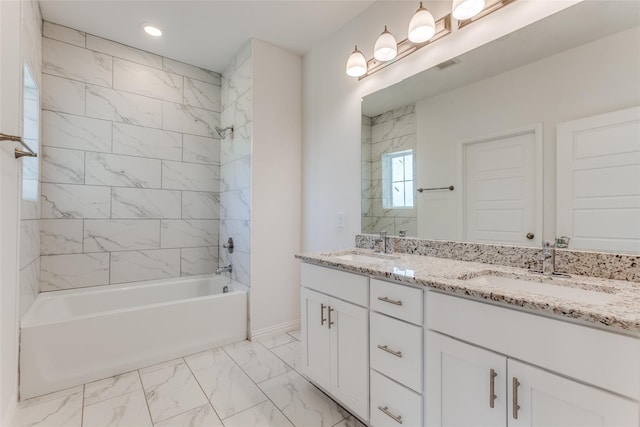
[{"xmin": 250, "ymin": 319, "xmax": 300, "ymax": 341}]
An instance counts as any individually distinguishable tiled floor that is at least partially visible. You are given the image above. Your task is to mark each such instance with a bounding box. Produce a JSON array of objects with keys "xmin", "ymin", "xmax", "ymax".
[{"xmin": 11, "ymin": 330, "xmax": 365, "ymax": 427}]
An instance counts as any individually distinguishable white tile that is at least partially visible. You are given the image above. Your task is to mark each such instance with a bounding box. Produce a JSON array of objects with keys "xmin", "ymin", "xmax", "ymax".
[
  {"xmin": 87, "ymin": 35, "xmax": 162, "ymax": 69},
  {"xmin": 333, "ymin": 416, "xmax": 367, "ymax": 427},
  {"xmin": 223, "ymin": 401, "xmax": 293, "ymax": 427},
  {"xmin": 225, "ymin": 58, "xmax": 252, "ymax": 107},
  {"xmin": 110, "ymin": 249, "xmax": 180, "ymax": 284},
  {"xmin": 184, "ymin": 78, "xmax": 221, "ymax": 112},
  {"xmin": 182, "ymin": 191, "xmax": 220, "ymax": 219},
  {"xmin": 220, "ymin": 123, "xmax": 251, "ymax": 164},
  {"xmin": 86, "ymin": 84, "xmax": 162, "ymax": 128},
  {"xmin": 162, "ymin": 102, "xmax": 219, "ymax": 138},
  {"xmin": 287, "ymin": 329, "xmax": 301, "ymax": 341},
  {"xmin": 19, "ymin": 258, "xmax": 39, "ymax": 318},
  {"xmin": 220, "ymin": 189, "xmax": 250, "ymax": 221},
  {"xmin": 85, "ymin": 152, "xmax": 162, "ymax": 188},
  {"xmin": 84, "ymin": 219, "xmax": 160, "ymax": 252},
  {"xmin": 43, "ymin": 37, "xmax": 112, "ymax": 87},
  {"xmin": 220, "ymin": 156, "xmax": 251, "ymax": 192},
  {"xmin": 183, "ymin": 134, "xmax": 220, "ymax": 165},
  {"xmin": 82, "ymin": 389, "xmax": 152, "ymax": 427},
  {"xmin": 154, "ymin": 403, "xmax": 223, "ymax": 427},
  {"xmin": 114, "ymin": 58, "xmax": 183, "ymax": 103},
  {"xmin": 259, "ymin": 371, "xmax": 348, "ymax": 427},
  {"xmin": 84, "ymin": 371, "xmax": 142, "ymax": 405},
  {"xmin": 41, "ymin": 183, "xmax": 111, "ymax": 219},
  {"xmin": 270, "ymin": 341, "xmax": 301, "ymax": 372},
  {"xmin": 185, "ymin": 348, "xmax": 267, "ymax": 420},
  {"xmin": 181, "ymin": 247, "xmax": 217, "ymax": 276},
  {"xmin": 113, "ymin": 123, "xmax": 182, "ymax": 161},
  {"xmin": 41, "ymin": 147, "xmax": 84, "ymax": 184},
  {"xmin": 219, "ymin": 219, "xmax": 250, "ymax": 253},
  {"xmin": 223, "ymin": 90, "xmax": 251, "ymax": 130},
  {"xmin": 139, "ymin": 359, "xmax": 208, "ymax": 423},
  {"xmin": 40, "ymin": 219, "xmax": 83, "ymax": 255},
  {"xmin": 162, "ymin": 160, "xmax": 219, "ymax": 192},
  {"xmin": 258, "ymin": 333, "xmax": 296, "ymax": 350},
  {"xmin": 161, "ymin": 220, "xmax": 218, "ymax": 248},
  {"xmin": 42, "ymin": 111, "xmax": 112, "ymax": 153},
  {"xmin": 43, "ymin": 21, "xmax": 85, "ymax": 47},
  {"xmin": 42, "ymin": 74, "xmax": 85, "ymax": 115},
  {"xmin": 12, "ymin": 386, "xmax": 82, "ymax": 427},
  {"xmin": 19, "ymin": 220, "xmax": 39, "ymax": 269},
  {"xmin": 223, "ymin": 341, "xmax": 291, "ymax": 384},
  {"xmin": 41, "ymin": 253, "xmax": 110, "ymax": 290},
  {"xmin": 162, "ymin": 58, "xmax": 220, "ymax": 85},
  {"xmin": 221, "ymin": 249, "xmax": 251, "ymax": 286},
  {"xmin": 112, "ymin": 188, "xmax": 181, "ymax": 219}
]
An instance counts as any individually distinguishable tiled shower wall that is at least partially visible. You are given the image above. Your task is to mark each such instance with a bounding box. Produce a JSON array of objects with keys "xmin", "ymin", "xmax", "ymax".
[
  {"xmin": 219, "ymin": 43, "xmax": 252, "ymax": 287},
  {"xmin": 362, "ymin": 104, "xmax": 417, "ymax": 236},
  {"xmin": 39, "ymin": 22, "xmax": 222, "ymax": 291}
]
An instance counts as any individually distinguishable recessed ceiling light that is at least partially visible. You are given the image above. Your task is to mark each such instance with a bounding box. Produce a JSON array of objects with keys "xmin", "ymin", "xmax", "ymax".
[{"xmin": 143, "ymin": 25, "xmax": 163, "ymax": 37}]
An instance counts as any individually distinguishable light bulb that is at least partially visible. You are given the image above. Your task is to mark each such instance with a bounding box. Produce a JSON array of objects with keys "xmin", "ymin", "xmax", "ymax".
[
  {"xmin": 346, "ymin": 46, "xmax": 367, "ymax": 77},
  {"xmin": 374, "ymin": 26, "xmax": 397, "ymax": 62},
  {"xmin": 143, "ymin": 25, "xmax": 163, "ymax": 37},
  {"xmin": 452, "ymin": 0, "xmax": 485, "ymax": 20},
  {"xmin": 408, "ymin": 2, "xmax": 436, "ymax": 43}
]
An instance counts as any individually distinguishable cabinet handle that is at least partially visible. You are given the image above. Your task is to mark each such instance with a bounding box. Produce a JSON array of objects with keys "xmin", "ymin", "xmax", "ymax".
[
  {"xmin": 512, "ymin": 377, "xmax": 521, "ymax": 419},
  {"xmin": 489, "ymin": 369, "xmax": 497, "ymax": 408},
  {"xmin": 378, "ymin": 406, "xmax": 403, "ymax": 424},
  {"xmin": 377, "ymin": 296, "xmax": 403, "ymax": 306},
  {"xmin": 377, "ymin": 344, "xmax": 402, "ymax": 358},
  {"xmin": 320, "ymin": 303, "xmax": 327, "ymax": 326},
  {"xmin": 328, "ymin": 306, "xmax": 334, "ymax": 329}
]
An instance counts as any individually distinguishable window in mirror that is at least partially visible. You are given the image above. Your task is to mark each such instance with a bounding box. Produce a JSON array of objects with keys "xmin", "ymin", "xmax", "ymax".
[
  {"xmin": 22, "ymin": 64, "xmax": 39, "ymax": 201},
  {"xmin": 382, "ymin": 150, "xmax": 414, "ymax": 209}
]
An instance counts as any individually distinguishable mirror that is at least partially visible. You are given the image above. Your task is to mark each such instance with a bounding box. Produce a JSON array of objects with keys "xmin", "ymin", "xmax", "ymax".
[
  {"xmin": 22, "ymin": 64, "xmax": 39, "ymax": 202},
  {"xmin": 361, "ymin": 1, "xmax": 640, "ymax": 254}
]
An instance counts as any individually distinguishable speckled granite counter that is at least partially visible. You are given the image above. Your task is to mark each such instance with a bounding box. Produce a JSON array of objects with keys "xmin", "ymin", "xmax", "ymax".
[{"xmin": 296, "ymin": 249, "xmax": 640, "ymax": 336}]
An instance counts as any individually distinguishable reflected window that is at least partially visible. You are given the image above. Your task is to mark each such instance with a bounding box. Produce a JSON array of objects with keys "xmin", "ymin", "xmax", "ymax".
[
  {"xmin": 22, "ymin": 65, "xmax": 39, "ymax": 201},
  {"xmin": 382, "ymin": 150, "xmax": 414, "ymax": 208}
]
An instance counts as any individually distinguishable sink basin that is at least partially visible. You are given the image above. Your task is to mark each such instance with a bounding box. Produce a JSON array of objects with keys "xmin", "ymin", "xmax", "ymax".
[
  {"xmin": 330, "ymin": 251, "xmax": 399, "ymax": 264},
  {"xmin": 464, "ymin": 274, "xmax": 614, "ymax": 305}
]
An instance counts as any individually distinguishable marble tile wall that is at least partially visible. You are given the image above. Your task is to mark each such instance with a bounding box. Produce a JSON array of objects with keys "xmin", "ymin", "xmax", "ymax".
[
  {"xmin": 219, "ymin": 42, "xmax": 252, "ymax": 287},
  {"xmin": 40, "ymin": 22, "xmax": 222, "ymax": 290},
  {"xmin": 361, "ymin": 104, "xmax": 417, "ymax": 237}
]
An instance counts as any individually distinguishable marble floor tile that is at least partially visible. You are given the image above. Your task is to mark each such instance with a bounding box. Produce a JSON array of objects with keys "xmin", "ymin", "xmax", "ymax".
[
  {"xmin": 153, "ymin": 403, "xmax": 223, "ymax": 427},
  {"xmin": 332, "ymin": 416, "xmax": 367, "ymax": 427},
  {"xmin": 139, "ymin": 359, "xmax": 208, "ymax": 423},
  {"xmin": 82, "ymin": 389, "xmax": 152, "ymax": 427},
  {"xmin": 222, "ymin": 401, "xmax": 294, "ymax": 427},
  {"xmin": 287, "ymin": 329, "xmax": 301, "ymax": 341},
  {"xmin": 12, "ymin": 386, "xmax": 83, "ymax": 427},
  {"xmin": 84, "ymin": 371, "xmax": 142, "ymax": 405},
  {"xmin": 270, "ymin": 340, "xmax": 301, "ymax": 372},
  {"xmin": 257, "ymin": 333, "xmax": 296, "ymax": 349},
  {"xmin": 259, "ymin": 371, "xmax": 348, "ymax": 427},
  {"xmin": 223, "ymin": 340, "xmax": 291, "ymax": 383},
  {"xmin": 185, "ymin": 348, "xmax": 267, "ymax": 420}
]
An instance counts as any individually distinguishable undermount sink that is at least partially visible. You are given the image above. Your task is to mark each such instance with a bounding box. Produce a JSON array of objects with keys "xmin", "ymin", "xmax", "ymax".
[
  {"xmin": 463, "ymin": 274, "xmax": 615, "ymax": 305},
  {"xmin": 330, "ymin": 251, "xmax": 399, "ymax": 264}
]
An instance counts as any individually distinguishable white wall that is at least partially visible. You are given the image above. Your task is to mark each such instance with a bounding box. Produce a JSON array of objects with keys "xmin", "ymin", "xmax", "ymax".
[
  {"xmin": 415, "ymin": 26, "xmax": 640, "ymax": 241},
  {"xmin": 301, "ymin": 0, "xmax": 581, "ymax": 252},
  {"xmin": 251, "ymin": 39, "xmax": 302, "ymax": 338}
]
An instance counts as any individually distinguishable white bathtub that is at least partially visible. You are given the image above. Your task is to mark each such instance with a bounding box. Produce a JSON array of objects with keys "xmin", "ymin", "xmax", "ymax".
[{"xmin": 19, "ymin": 274, "xmax": 248, "ymax": 399}]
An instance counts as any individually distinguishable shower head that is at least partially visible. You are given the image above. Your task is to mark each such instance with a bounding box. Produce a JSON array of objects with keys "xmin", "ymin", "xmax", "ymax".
[{"xmin": 215, "ymin": 126, "xmax": 234, "ymax": 139}]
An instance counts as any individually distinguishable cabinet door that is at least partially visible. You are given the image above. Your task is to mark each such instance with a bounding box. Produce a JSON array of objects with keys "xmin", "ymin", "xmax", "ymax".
[
  {"xmin": 508, "ymin": 360, "xmax": 639, "ymax": 427},
  {"xmin": 301, "ymin": 288, "xmax": 331, "ymax": 391},
  {"xmin": 330, "ymin": 297, "xmax": 369, "ymax": 420},
  {"xmin": 426, "ymin": 331, "xmax": 507, "ymax": 427}
]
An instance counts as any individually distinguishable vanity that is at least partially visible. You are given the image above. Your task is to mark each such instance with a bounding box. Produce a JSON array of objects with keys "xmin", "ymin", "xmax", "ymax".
[{"xmin": 296, "ymin": 243, "xmax": 640, "ymax": 427}]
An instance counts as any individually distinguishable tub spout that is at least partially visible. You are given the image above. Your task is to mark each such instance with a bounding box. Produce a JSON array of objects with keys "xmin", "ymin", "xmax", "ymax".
[{"xmin": 216, "ymin": 264, "xmax": 232, "ymax": 274}]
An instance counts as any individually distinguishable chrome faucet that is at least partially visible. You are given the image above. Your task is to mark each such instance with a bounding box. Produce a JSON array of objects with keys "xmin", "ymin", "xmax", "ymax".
[
  {"xmin": 374, "ymin": 231, "xmax": 387, "ymax": 254},
  {"xmin": 541, "ymin": 241, "xmax": 555, "ymax": 275},
  {"xmin": 216, "ymin": 264, "xmax": 232, "ymax": 274}
]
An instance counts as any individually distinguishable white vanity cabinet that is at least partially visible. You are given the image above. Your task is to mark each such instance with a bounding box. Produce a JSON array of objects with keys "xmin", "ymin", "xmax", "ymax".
[
  {"xmin": 300, "ymin": 264, "xmax": 369, "ymax": 420},
  {"xmin": 426, "ymin": 291, "xmax": 640, "ymax": 427}
]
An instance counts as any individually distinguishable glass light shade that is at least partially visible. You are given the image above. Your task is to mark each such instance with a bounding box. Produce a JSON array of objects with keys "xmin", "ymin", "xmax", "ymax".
[
  {"xmin": 346, "ymin": 46, "xmax": 367, "ymax": 77},
  {"xmin": 408, "ymin": 2, "xmax": 436, "ymax": 43},
  {"xmin": 374, "ymin": 26, "xmax": 397, "ymax": 62},
  {"xmin": 143, "ymin": 25, "xmax": 163, "ymax": 37},
  {"xmin": 452, "ymin": 0, "xmax": 485, "ymax": 20}
]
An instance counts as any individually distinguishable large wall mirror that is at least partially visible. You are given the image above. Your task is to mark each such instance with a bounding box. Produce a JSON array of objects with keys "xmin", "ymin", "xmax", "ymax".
[{"xmin": 361, "ymin": 1, "xmax": 640, "ymax": 254}]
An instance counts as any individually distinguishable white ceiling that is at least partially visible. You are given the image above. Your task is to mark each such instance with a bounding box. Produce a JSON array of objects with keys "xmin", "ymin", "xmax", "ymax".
[{"xmin": 38, "ymin": 0, "xmax": 376, "ymax": 73}]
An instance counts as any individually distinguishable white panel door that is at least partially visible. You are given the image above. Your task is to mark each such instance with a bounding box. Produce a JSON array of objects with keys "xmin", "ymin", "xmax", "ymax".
[
  {"xmin": 557, "ymin": 107, "xmax": 640, "ymax": 253},
  {"xmin": 300, "ymin": 288, "xmax": 331, "ymax": 391},
  {"xmin": 508, "ymin": 359, "xmax": 639, "ymax": 427},
  {"xmin": 461, "ymin": 126, "xmax": 541, "ymax": 246}
]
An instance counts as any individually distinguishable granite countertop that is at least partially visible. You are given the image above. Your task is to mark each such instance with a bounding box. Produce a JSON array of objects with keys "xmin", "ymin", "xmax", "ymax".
[{"xmin": 295, "ymin": 249, "xmax": 640, "ymax": 336}]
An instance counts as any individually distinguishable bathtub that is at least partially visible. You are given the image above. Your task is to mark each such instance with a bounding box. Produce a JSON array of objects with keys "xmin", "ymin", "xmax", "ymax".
[{"xmin": 19, "ymin": 274, "xmax": 247, "ymax": 399}]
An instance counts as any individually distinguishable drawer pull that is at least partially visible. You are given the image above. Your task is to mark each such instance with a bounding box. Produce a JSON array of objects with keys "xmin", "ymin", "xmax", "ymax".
[
  {"xmin": 512, "ymin": 377, "xmax": 521, "ymax": 419},
  {"xmin": 377, "ymin": 344, "xmax": 402, "ymax": 358},
  {"xmin": 328, "ymin": 306, "xmax": 335, "ymax": 329},
  {"xmin": 377, "ymin": 296, "xmax": 403, "ymax": 306},
  {"xmin": 489, "ymin": 369, "xmax": 497, "ymax": 408},
  {"xmin": 378, "ymin": 406, "xmax": 403, "ymax": 424},
  {"xmin": 320, "ymin": 303, "xmax": 327, "ymax": 326}
]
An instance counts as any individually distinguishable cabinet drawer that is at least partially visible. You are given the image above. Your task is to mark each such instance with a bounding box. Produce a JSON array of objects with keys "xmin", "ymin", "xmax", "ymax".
[
  {"xmin": 370, "ymin": 312, "xmax": 422, "ymax": 392},
  {"xmin": 370, "ymin": 370, "xmax": 422, "ymax": 427},
  {"xmin": 301, "ymin": 263, "xmax": 368, "ymax": 306},
  {"xmin": 370, "ymin": 279, "xmax": 422, "ymax": 325}
]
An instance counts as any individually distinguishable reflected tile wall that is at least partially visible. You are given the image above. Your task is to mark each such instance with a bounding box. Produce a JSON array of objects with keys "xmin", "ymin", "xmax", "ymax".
[{"xmin": 40, "ymin": 22, "xmax": 221, "ymax": 290}]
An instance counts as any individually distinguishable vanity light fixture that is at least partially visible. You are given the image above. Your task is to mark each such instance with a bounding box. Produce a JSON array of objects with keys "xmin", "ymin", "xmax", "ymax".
[
  {"xmin": 452, "ymin": 0, "xmax": 485, "ymax": 20},
  {"xmin": 373, "ymin": 26, "xmax": 398, "ymax": 62},
  {"xmin": 346, "ymin": 46, "xmax": 368, "ymax": 77},
  {"xmin": 143, "ymin": 25, "xmax": 163, "ymax": 37},
  {"xmin": 408, "ymin": 2, "xmax": 436, "ymax": 43}
]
